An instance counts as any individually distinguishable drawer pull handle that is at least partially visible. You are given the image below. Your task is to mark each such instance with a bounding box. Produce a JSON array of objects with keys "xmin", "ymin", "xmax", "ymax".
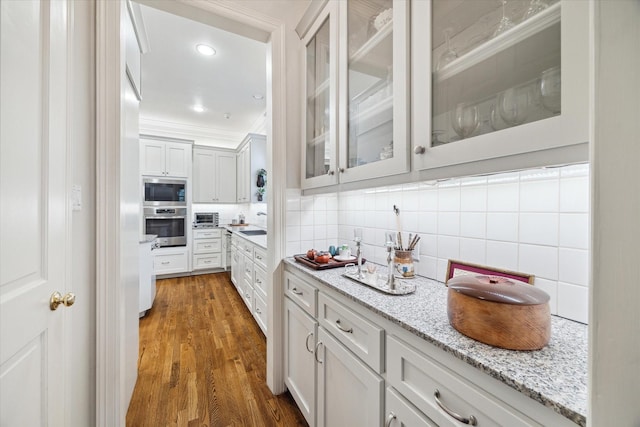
[
  {"xmin": 256, "ymin": 255, "xmax": 263, "ymax": 260},
  {"xmin": 256, "ymin": 308, "xmax": 261, "ymax": 314},
  {"xmin": 434, "ymin": 389, "xmax": 477, "ymax": 426},
  {"xmin": 305, "ymin": 332, "xmax": 314, "ymax": 353},
  {"xmin": 385, "ymin": 412, "xmax": 396, "ymax": 427},
  {"xmin": 314, "ymin": 342, "xmax": 323, "ymax": 364},
  {"xmin": 256, "ymin": 279, "xmax": 262, "ymax": 284},
  {"xmin": 335, "ymin": 319, "xmax": 353, "ymax": 334},
  {"xmin": 291, "ymin": 287, "xmax": 303, "ymax": 295},
  {"xmin": 161, "ymin": 261, "xmax": 170, "ymax": 265}
]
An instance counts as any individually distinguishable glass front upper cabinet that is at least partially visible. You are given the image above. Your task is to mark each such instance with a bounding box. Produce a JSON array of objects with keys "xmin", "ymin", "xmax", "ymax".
[
  {"xmin": 339, "ymin": 0, "xmax": 409, "ymax": 184},
  {"xmin": 412, "ymin": 0, "xmax": 589, "ymax": 174},
  {"xmin": 302, "ymin": 4, "xmax": 338, "ymax": 189}
]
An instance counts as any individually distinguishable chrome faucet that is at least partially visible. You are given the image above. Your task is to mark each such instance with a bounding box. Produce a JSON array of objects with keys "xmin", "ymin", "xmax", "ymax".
[
  {"xmin": 385, "ymin": 235, "xmax": 396, "ymax": 290},
  {"xmin": 257, "ymin": 211, "xmax": 267, "ymax": 216}
]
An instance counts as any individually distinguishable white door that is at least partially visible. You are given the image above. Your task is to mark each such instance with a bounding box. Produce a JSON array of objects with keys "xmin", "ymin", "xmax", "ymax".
[{"xmin": 1, "ymin": 0, "xmax": 72, "ymax": 425}]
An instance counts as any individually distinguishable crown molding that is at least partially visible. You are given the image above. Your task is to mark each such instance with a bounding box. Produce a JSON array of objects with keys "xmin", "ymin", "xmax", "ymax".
[{"xmin": 139, "ymin": 117, "xmax": 245, "ymax": 148}]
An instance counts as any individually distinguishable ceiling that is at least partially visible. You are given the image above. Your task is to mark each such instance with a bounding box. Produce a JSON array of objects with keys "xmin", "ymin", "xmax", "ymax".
[{"xmin": 137, "ymin": 3, "xmax": 267, "ymax": 144}]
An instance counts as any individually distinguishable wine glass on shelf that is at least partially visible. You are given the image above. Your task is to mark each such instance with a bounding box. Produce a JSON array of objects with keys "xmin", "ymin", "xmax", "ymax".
[
  {"xmin": 489, "ymin": 101, "xmax": 508, "ymax": 131},
  {"xmin": 523, "ymin": 0, "xmax": 549, "ymax": 21},
  {"xmin": 498, "ymin": 86, "xmax": 531, "ymax": 126},
  {"xmin": 540, "ymin": 66, "xmax": 561, "ymax": 114},
  {"xmin": 451, "ymin": 103, "xmax": 479, "ymax": 139},
  {"xmin": 493, "ymin": 0, "xmax": 515, "ymax": 37},
  {"xmin": 436, "ymin": 28, "xmax": 458, "ymax": 71}
]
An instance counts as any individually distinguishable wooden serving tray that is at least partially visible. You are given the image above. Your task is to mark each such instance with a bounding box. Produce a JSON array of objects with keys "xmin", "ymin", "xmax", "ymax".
[{"xmin": 294, "ymin": 254, "xmax": 366, "ymax": 270}]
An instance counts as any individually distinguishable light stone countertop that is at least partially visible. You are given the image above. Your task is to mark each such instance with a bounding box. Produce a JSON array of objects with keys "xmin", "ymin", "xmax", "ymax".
[
  {"xmin": 284, "ymin": 258, "xmax": 588, "ymax": 427},
  {"xmin": 227, "ymin": 225, "xmax": 267, "ymax": 249}
]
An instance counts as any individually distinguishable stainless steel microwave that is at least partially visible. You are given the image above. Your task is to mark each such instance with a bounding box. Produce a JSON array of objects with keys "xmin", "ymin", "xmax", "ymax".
[{"xmin": 143, "ymin": 178, "xmax": 186, "ymax": 206}]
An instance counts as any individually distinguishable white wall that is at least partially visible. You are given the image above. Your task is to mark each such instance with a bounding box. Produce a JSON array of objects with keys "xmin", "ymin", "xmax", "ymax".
[
  {"xmin": 68, "ymin": 1, "xmax": 96, "ymax": 425},
  {"xmin": 286, "ymin": 164, "xmax": 590, "ymax": 324}
]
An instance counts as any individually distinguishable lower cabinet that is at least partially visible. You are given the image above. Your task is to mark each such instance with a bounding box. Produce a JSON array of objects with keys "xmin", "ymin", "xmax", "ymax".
[
  {"xmin": 230, "ymin": 233, "xmax": 268, "ymax": 335},
  {"xmin": 284, "ymin": 297, "xmax": 317, "ymax": 427},
  {"xmin": 153, "ymin": 247, "xmax": 189, "ymax": 275},
  {"xmin": 316, "ymin": 326, "xmax": 384, "ymax": 427},
  {"xmin": 283, "ymin": 265, "xmax": 578, "ymax": 427},
  {"xmin": 284, "ymin": 271, "xmax": 383, "ymax": 427},
  {"xmin": 385, "ymin": 387, "xmax": 436, "ymax": 427}
]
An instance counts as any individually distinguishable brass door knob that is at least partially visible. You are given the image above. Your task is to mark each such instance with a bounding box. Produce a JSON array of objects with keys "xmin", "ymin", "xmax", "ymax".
[{"xmin": 50, "ymin": 291, "xmax": 76, "ymax": 311}]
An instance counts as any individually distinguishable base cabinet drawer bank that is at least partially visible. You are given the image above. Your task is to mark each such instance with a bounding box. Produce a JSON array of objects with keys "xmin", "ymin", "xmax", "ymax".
[
  {"xmin": 230, "ymin": 232, "xmax": 268, "ymax": 335},
  {"xmin": 283, "ymin": 263, "xmax": 583, "ymax": 427}
]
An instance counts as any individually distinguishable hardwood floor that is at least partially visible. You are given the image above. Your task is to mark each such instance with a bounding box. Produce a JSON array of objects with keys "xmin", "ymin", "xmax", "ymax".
[{"xmin": 127, "ymin": 272, "xmax": 308, "ymax": 427}]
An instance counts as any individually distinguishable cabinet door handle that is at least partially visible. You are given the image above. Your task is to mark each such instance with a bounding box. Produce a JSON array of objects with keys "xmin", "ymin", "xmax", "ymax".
[
  {"xmin": 335, "ymin": 319, "xmax": 353, "ymax": 334},
  {"xmin": 327, "ymin": 170, "xmax": 335, "ymax": 176},
  {"xmin": 314, "ymin": 342, "xmax": 323, "ymax": 364},
  {"xmin": 385, "ymin": 412, "xmax": 396, "ymax": 427},
  {"xmin": 256, "ymin": 255, "xmax": 263, "ymax": 260},
  {"xmin": 291, "ymin": 287, "xmax": 303, "ymax": 295},
  {"xmin": 305, "ymin": 332, "xmax": 314, "ymax": 353},
  {"xmin": 434, "ymin": 389, "xmax": 477, "ymax": 426},
  {"xmin": 339, "ymin": 167, "xmax": 345, "ymax": 173},
  {"xmin": 256, "ymin": 279, "xmax": 262, "ymax": 285},
  {"xmin": 414, "ymin": 145, "xmax": 426, "ymax": 154},
  {"xmin": 256, "ymin": 307, "xmax": 262, "ymax": 314}
]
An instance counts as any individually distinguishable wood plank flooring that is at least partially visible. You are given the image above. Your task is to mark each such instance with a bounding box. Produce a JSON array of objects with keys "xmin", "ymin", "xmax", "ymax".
[{"xmin": 126, "ymin": 272, "xmax": 308, "ymax": 427}]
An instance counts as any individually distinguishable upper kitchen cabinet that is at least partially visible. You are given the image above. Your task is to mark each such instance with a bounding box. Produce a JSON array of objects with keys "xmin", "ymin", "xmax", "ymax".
[
  {"xmin": 236, "ymin": 134, "xmax": 266, "ymax": 203},
  {"xmin": 140, "ymin": 137, "xmax": 191, "ymax": 178},
  {"xmin": 300, "ymin": 2, "xmax": 338, "ymax": 189},
  {"xmin": 412, "ymin": 0, "xmax": 589, "ymax": 174},
  {"xmin": 193, "ymin": 147, "xmax": 236, "ymax": 203},
  {"xmin": 299, "ymin": 0, "xmax": 410, "ymax": 189}
]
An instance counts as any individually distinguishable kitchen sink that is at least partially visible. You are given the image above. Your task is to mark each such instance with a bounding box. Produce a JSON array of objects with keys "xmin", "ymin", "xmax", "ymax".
[{"xmin": 239, "ymin": 229, "xmax": 267, "ymax": 236}]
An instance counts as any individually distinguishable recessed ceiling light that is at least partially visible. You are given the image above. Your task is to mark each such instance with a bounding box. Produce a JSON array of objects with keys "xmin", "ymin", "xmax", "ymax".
[
  {"xmin": 252, "ymin": 94, "xmax": 264, "ymax": 100},
  {"xmin": 193, "ymin": 104, "xmax": 205, "ymax": 113},
  {"xmin": 196, "ymin": 44, "xmax": 216, "ymax": 56}
]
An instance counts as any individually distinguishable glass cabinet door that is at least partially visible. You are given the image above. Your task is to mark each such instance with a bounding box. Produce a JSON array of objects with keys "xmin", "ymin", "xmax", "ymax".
[
  {"xmin": 412, "ymin": 0, "xmax": 588, "ymax": 174},
  {"xmin": 302, "ymin": 4, "xmax": 338, "ymax": 189},
  {"xmin": 433, "ymin": 0, "xmax": 561, "ymax": 144},
  {"xmin": 339, "ymin": 0, "xmax": 409, "ymax": 183}
]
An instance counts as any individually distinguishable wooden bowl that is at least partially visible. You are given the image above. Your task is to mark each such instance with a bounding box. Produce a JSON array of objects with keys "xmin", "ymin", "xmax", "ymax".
[{"xmin": 447, "ymin": 275, "xmax": 550, "ymax": 350}]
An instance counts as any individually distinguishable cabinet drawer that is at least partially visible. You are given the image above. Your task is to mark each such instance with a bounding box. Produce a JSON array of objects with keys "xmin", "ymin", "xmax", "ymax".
[
  {"xmin": 240, "ymin": 240, "xmax": 254, "ymax": 257},
  {"xmin": 238, "ymin": 277, "xmax": 253, "ymax": 311},
  {"xmin": 253, "ymin": 246, "xmax": 267, "ymax": 269},
  {"xmin": 193, "ymin": 238, "xmax": 221, "ymax": 254},
  {"xmin": 193, "ymin": 253, "xmax": 221, "ymax": 270},
  {"xmin": 284, "ymin": 271, "xmax": 317, "ymax": 317},
  {"xmin": 194, "ymin": 228, "xmax": 222, "ymax": 239},
  {"xmin": 153, "ymin": 251, "xmax": 188, "ymax": 274},
  {"xmin": 386, "ymin": 387, "xmax": 436, "ymax": 427},
  {"xmin": 318, "ymin": 293, "xmax": 384, "ymax": 373},
  {"xmin": 253, "ymin": 292, "xmax": 267, "ymax": 334},
  {"xmin": 253, "ymin": 265, "xmax": 267, "ymax": 298},
  {"xmin": 386, "ymin": 335, "xmax": 536, "ymax": 427},
  {"xmin": 243, "ymin": 254, "xmax": 253, "ymax": 282}
]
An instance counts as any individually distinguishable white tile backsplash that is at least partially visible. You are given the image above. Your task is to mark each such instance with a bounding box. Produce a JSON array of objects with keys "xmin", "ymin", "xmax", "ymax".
[
  {"xmin": 519, "ymin": 213, "xmax": 559, "ymax": 246},
  {"xmin": 285, "ymin": 163, "xmax": 591, "ymax": 324}
]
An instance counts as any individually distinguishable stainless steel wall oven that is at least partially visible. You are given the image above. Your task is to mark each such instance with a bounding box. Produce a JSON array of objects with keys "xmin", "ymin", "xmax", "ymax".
[{"xmin": 143, "ymin": 207, "xmax": 187, "ymax": 247}]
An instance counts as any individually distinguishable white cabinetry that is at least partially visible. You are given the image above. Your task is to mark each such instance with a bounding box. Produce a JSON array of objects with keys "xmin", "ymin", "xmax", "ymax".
[
  {"xmin": 284, "ymin": 264, "xmax": 578, "ymax": 427},
  {"xmin": 236, "ymin": 134, "xmax": 266, "ymax": 203},
  {"xmin": 283, "ymin": 271, "xmax": 384, "ymax": 427},
  {"xmin": 153, "ymin": 247, "xmax": 189, "ymax": 275},
  {"xmin": 193, "ymin": 147, "xmax": 236, "ymax": 203},
  {"xmin": 411, "ymin": 0, "xmax": 589, "ymax": 175},
  {"xmin": 192, "ymin": 228, "xmax": 222, "ymax": 271},
  {"xmin": 140, "ymin": 138, "xmax": 191, "ymax": 177},
  {"xmin": 316, "ymin": 326, "xmax": 384, "ymax": 427},
  {"xmin": 299, "ymin": 0, "xmax": 410, "ymax": 189},
  {"xmin": 284, "ymin": 297, "xmax": 318, "ymax": 426},
  {"xmin": 385, "ymin": 387, "xmax": 436, "ymax": 427},
  {"xmin": 230, "ymin": 233, "xmax": 268, "ymax": 335}
]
